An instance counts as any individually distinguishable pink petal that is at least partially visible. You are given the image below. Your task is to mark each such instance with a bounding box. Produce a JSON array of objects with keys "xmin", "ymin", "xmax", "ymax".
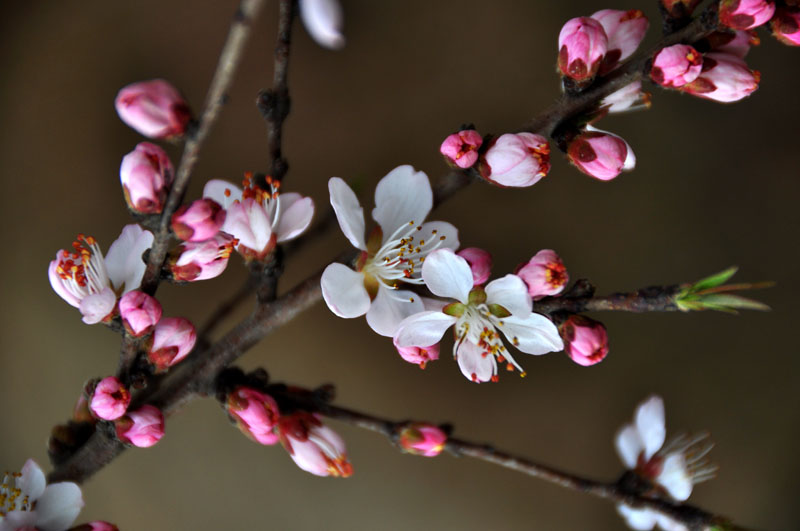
[
  {"xmin": 420, "ymin": 249, "xmax": 473, "ymax": 302},
  {"xmin": 321, "ymin": 263, "xmax": 370, "ymax": 318},
  {"xmin": 79, "ymin": 287, "xmax": 117, "ymax": 324},
  {"xmin": 328, "ymin": 177, "xmax": 366, "ymax": 250},
  {"xmin": 275, "ymin": 195, "xmax": 314, "ymax": 242},
  {"xmin": 372, "ymin": 165, "xmax": 432, "ymax": 240},
  {"xmin": 365, "ymin": 286, "xmax": 424, "ymax": 337}
]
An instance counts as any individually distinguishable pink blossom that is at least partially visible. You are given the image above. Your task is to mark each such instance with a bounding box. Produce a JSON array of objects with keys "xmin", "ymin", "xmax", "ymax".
[
  {"xmin": 660, "ymin": 0, "xmax": 703, "ymax": 17},
  {"xmin": 560, "ymin": 315, "xmax": 609, "ymax": 366},
  {"xmin": 169, "ymin": 233, "xmax": 236, "ymax": 282},
  {"xmin": 115, "ymin": 79, "xmax": 192, "ymax": 139},
  {"xmin": 591, "ymin": 9, "xmax": 649, "ymax": 74},
  {"xmin": 299, "ymin": 0, "xmax": 345, "ymax": 49},
  {"xmin": 171, "ymin": 198, "xmax": 226, "ymax": 242},
  {"xmin": 771, "ymin": 7, "xmax": 800, "ymax": 46},
  {"xmin": 226, "ymin": 387, "xmax": 281, "ymax": 446},
  {"xmin": 119, "ymin": 142, "xmax": 174, "ymax": 214},
  {"xmin": 457, "ymin": 247, "xmax": 492, "ymax": 286},
  {"xmin": 516, "ymin": 249, "xmax": 569, "ymax": 300},
  {"xmin": 277, "ymin": 412, "xmax": 353, "ymax": 477},
  {"xmin": 567, "ymin": 127, "xmax": 635, "ymax": 181},
  {"xmin": 89, "ymin": 376, "xmax": 131, "ymax": 421},
  {"xmin": 115, "ymin": 405, "xmax": 165, "ymax": 448},
  {"xmin": 392, "ymin": 335, "xmax": 440, "ymax": 369},
  {"xmin": 147, "ymin": 317, "xmax": 197, "ymax": 372},
  {"xmin": 397, "ymin": 423, "xmax": 447, "ymax": 457},
  {"xmin": 479, "ymin": 133, "xmax": 551, "ymax": 187},
  {"xmin": 118, "ymin": 290, "xmax": 162, "ymax": 337},
  {"xmin": 650, "ymin": 44, "xmax": 703, "ymax": 88},
  {"xmin": 440, "ymin": 129, "xmax": 483, "ymax": 169},
  {"xmin": 719, "ymin": 0, "xmax": 776, "ymax": 30},
  {"xmin": 681, "ymin": 52, "xmax": 760, "ymax": 103},
  {"xmin": 557, "ymin": 17, "xmax": 608, "ymax": 82}
]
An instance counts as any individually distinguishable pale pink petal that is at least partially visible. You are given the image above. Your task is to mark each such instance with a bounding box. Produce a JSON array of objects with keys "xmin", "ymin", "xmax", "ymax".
[
  {"xmin": 394, "ymin": 311, "xmax": 457, "ymax": 348},
  {"xmin": 223, "ymin": 200, "xmax": 260, "ymax": 251},
  {"xmin": 104, "ymin": 224, "xmax": 153, "ymax": 293},
  {"xmin": 657, "ymin": 453, "xmax": 692, "ymax": 501},
  {"xmin": 372, "ymin": 165, "xmax": 432, "ymax": 240},
  {"xmin": 455, "ymin": 340, "xmax": 496, "ymax": 383},
  {"xmin": 34, "ymin": 482, "xmax": 84, "ymax": 531},
  {"xmin": 18, "ymin": 459, "xmax": 46, "ymax": 499},
  {"xmin": 485, "ymin": 274, "xmax": 532, "ymax": 317},
  {"xmin": 365, "ymin": 286, "xmax": 425, "ymax": 337},
  {"xmin": 48, "ymin": 253, "xmax": 82, "ymax": 307},
  {"xmin": 321, "ymin": 263, "xmax": 370, "ymax": 318},
  {"xmin": 203, "ymin": 179, "xmax": 242, "ymax": 208},
  {"xmin": 498, "ymin": 313, "xmax": 563, "ymax": 354},
  {"xmin": 275, "ymin": 195, "xmax": 314, "ymax": 242},
  {"xmin": 421, "ymin": 249, "xmax": 473, "ymax": 302},
  {"xmin": 615, "ymin": 424, "xmax": 644, "ymax": 469},
  {"xmin": 244, "ymin": 199, "xmax": 274, "ymax": 253},
  {"xmin": 287, "ymin": 437, "xmax": 331, "ymax": 476},
  {"xmin": 300, "ymin": 0, "xmax": 345, "ymax": 50},
  {"xmin": 635, "ymin": 395, "xmax": 666, "ymax": 461},
  {"xmin": 79, "ymin": 287, "xmax": 117, "ymax": 324},
  {"xmin": 616, "ymin": 504, "xmax": 657, "ymax": 531},
  {"xmin": 328, "ymin": 177, "xmax": 366, "ymax": 250}
]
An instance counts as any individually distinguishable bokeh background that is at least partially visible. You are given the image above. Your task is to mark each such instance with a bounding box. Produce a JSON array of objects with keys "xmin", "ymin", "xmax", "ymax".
[{"xmin": 2, "ymin": 1, "xmax": 799, "ymax": 529}]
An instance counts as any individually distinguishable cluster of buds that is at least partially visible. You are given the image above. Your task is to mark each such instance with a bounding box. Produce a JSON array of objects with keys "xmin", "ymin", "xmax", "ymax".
[{"xmin": 84, "ymin": 377, "xmax": 165, "ymax": 448}]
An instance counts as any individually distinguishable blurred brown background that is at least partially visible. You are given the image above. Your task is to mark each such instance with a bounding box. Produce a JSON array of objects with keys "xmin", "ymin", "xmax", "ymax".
[{"xmin": 1, "ymin": 1, "xmax": 798, "ymax": 529}]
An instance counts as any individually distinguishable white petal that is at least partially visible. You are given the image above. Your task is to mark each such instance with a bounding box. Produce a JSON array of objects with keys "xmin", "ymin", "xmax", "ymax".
[
  {"xmin": 421, "ymin": 249, "xmax": 473, "ymax": 302},
  {"xmin": 276, "ymin": 195, "xmax": 314, "ymax": 242},
  {"xmin": 421, "ymin": 296, "xmax": 447, "ymax": 312},
  {"xmin": 203, "ymin": 179, "xmax": 242, "ymax": 208},
  {"xmin": 394, "ymin": 311, "xmax": 457, "ymax": 348},
  {"xmin": 657, "ymin": 453, "xmax": 692, "ymax": 501},
  {"xmin": 372, "ymin": 165, "xmax": 432, "ymax": 239},
  {"xmin": 34, "ymin": 482, "xmax": 84, "ymax": 531},
  {"xmin": 499, "ymin": 313, "xmax": 563, "ymax": 355},
  {"xmin": 300, "ymin": 0, "xmax": 345, "ymax": 50},
  {"xmin": 18, "ymin": 459, "xmax": 46, "ymax": 499},
  {"xmin": 485, "ymin": 274, "xmax": 532, "ymax": 316},
  {"xmin": 79, "ymin": 287, "xmax": 117, "ymax": 324},
  {"xmin": 329, "ymin": 177, "xmax": 366, "ymax": 250},
  {"xmin": 623, "ymin": 140, "xmax": 637, "ymax": 171},
  {"xmin": 366, "ymin": 286, "xmax": 424, "ymax": 337},
  {"xmin": 616, "ymin": 504, "xmax": 657, "ymax": 531},
  {"xmin": 244, "ymin": 199, "xmax": 274, "ymax": 252},
  {"xmin": 635, "ymin": 395, "xmax": 666, "ymax": 461},
  {"xmin": 417, "ymin": 220, "xmax": 459, "ymax": 251},
  {"xmin": 456, "ymin": 340, "xmax": 496, "ymax": 383},
  {"xmin": 105, "ymin": 224, "xmax": 154, "ymax": 293},
  {"xmin": 656, "ymin": 514, "xmax": 688, "ymax": 531},
  {"xmin": 1, "ymin": 510, "xmax": 37, "ymax": 531},
  {"xmin": 48, "ymin": 254, "xmax": 81, "ymax": 308},
  {"xmin": 320, "ymin": 263, "xmax": 370, "ymax": 318},
  {"xmin": 615, "ymin": 424, "xmax": 644, "ymax": 469}
]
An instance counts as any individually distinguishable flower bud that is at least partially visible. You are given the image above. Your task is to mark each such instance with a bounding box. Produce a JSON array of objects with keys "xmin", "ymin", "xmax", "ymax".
[
  {"xmin": 771, "ymin": 7, "xmax": 800, "ymax": 46},
  {"xmin": 115, "ymin": 405, "xmax": 165, "ymax": 447},
  {"xmin": 557, "ymin": 17, "xmax": 608, "ymax": 83},
  {"xmin": 681, "ymin": 52, "xmax": 760, "ymax": 103},
  {"xmin": 119, "ymin": 142, "xmax": 174, "ymax": 215},
  {"xmin": 169, "ymin": 233, "xmax": 236, "ymax": 282},
  {"xmin": 277, "ymin": 412, "xmax": 353, "ymax": 477},
  {"xmin": 115, "ymin": 79, "xmax": 192, "ymax": 139},
  {"xmin": 479, "ymin": 133, "xmax": 550, "ymax": 187},
  {"xmin": 397, "ymin": 423, "xmax": 447, "ymax": 457},
  {"xmin": 147, "ymin": 317, "xmax": 197, "ymax": 372},
  {"xmin": 300, "ymin": 0, "xmax": 345, "ymax": 49},
  {"xmin": 650, "ymin": 44, "xmax": 703, "ymax": 88},
  {"xmin": 719, "ymin": 0, "xmax": 775, "ymax": 30},
  {"xmin": 601, "ymin": 81, "xmax": 651, "ymax": 113},
  {"xmin": 700, "ymin": 29, "xmax": 760, "ymax": 57},
  {"xmin": 560, "ymin": 315, "xmax": 609, "ymax": 366},
  {"xmin": 591, "ymin": 9, "xmax": 649, "ymax": 74},
  {"xmin": 171, "ymin": 198, "xmax": 226, "ymax": 242},
  {"xmin": 118, "ymin": 290, "xmax": 162, "ymax": 337},
  {"xmin": 516, "ymin": 249, "xmax": 569, "ymax": 300},
  {"xmin": 457, "ymin": 248, "xmax": 492, "ymax": 286},
  {"xmin": 660, "ymin": 0, "xmax": 703, "ymax": 18},
  {"xmin": 392, "ymin": 335, "xmax": 440, "ymax": 369},
  {"xmin": 567, "ymin": 128, "xmax": 635, "ymax": 181},
  {"xmin": 225, "ymin": 386, "xmax": 281, "ymax": 446},
  {"xmin": 89, "ymin": 376, "xmax": 131, "ymax": 421},
  {"xmin": 440, "ymin": 129, "xmax": 483, "ymax": 169},
  {"xmin": 69, "ymin": 522, "xmax": 119, "ymax": 531}
]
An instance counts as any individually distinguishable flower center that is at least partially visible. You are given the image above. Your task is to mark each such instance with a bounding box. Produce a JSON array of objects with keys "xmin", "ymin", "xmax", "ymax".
[
  {"xmin": 0, "ymin": 470, "xmax": 31, "ymax": 518},
  {"xmin": 454, "ymin": 303, "xmax": 525, "ymax": 380},
  {"xmin": 240, "ymin": 172, "xmax": 282, "ymax": 227},
  {"xmin": 54, "ymin": 234, "xmax": 111, "ymax": 300},
  {"xmin": 545, "ymin": 261, "xmax": 568, "ymax": 288}
]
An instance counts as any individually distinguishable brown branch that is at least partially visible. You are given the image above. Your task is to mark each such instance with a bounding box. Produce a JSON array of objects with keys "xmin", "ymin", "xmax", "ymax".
[{"xmin": 535, "ymin": 284, "xmax": 681, "ymax": 314}]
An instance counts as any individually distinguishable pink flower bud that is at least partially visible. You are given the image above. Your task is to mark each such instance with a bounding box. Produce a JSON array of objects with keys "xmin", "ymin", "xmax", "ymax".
[
  {"xmin": 169, "ymin": 233, "xmax": 236, "ymax": 282},
  {"xmin": 558, "ymin": 17, "xmax": 608, "ymax": 82},
  {"xmin": 89, "ymin": 376, "xmax": 131, "ymax": 421},
  {"xmin": 660, "ymin": 0, "xmax": 703, "ymax": 17},
  {"xmin": 397, "ymin": 423, "xmax": 447, "ymax": 457},
  {"xmin": 115, "ymin": 79, "xmax": 192, "ymax": 139},
  {"xmin": 277, "ymin": 412, "xmax": 353, "ymax": 477},
  {"xmin": 440, "ymin": 129, "xmax": 483, "ymax": 169},
  {"xmin": 601, "ymin": 81, "xmax": 651, "ymax": 113},
  {"xmin": 226, "ymin": 387, "xmax": 281, "ymax": 446},
  {"xmin": 516, "ymin": 249, "xmax": 569, "ymax": 300},
  {"xmin": 771, "ymin": 7, "xmax": 800, "ymax": 46},
  {"xmin": 147, "ymin": 317, "xmax": 197, "ymax": 372},
  {"xmin": 115, "ymin": 405, "xmax": 165, "ymax": 448},
  {"xmin": 392, "ymin": 335, "xmax": 440, "ymax": 369},
  {"xmin": 118, "ymin": 290, "xmax": 162, "ymax": 337},
  {"xmin": 681, "ymin": 52, "xmax": 760, "ymax": 103},
  {"xmin": 650, "ymin": 44, "xmax": 703, "ymax": 88},
  {"xmin": 567, "ymin": 129, "xmax": 635, "ymax": 181},
  {"xmin": 479, "ymin": 133, "xmax": 550, "ymax": 187},
  {"xmin": 591, "ymin": 9, "xmax": 649, "ymax": 74},
  {"xmin": 719, "ymin": 0, "xmax": 776, "ymax": 30},
  {"xmin": 70, "ymin": 522, "xmax": 119, "ymax": 531},
  {"xmin": 457, "ymin": 248, "xmax": 492, "ymax": 286},
  {"xmin": 171, "ymin": 198, "xmax": 226, "ymax": 242},
  {"xmin": 702, "ymin": 29, "xmax": 760, "ymax": 57},
  {"xmin": 119, "ymin": 142, "xmax": 174, "ymax": 214},
  {"xmin": 560, "ymin": 315, "xmax": 609, "ymax": 366}
]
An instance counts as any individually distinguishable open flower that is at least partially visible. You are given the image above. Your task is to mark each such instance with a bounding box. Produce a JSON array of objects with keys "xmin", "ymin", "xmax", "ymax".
[
  {"xmin": 0, "ymin": 459, "xmax": 84, "ymax": 531},
  {"xmin": 394, "ymin": 249, "xmax": 562, "ymax": 382},
  {"xmin": 321, "ymin": 166, "xmax": 459, "ymax": 336},
  {"xmin": 48, "ymin": 225, "xmax": 153, "ymax": 324},
  {"xmin": 615, "ymin": 396, "xmax": 717, "ymax": 530},
  {"xmin": 204, "ymin": 174, "xmax": 314, "ymax": 261}
]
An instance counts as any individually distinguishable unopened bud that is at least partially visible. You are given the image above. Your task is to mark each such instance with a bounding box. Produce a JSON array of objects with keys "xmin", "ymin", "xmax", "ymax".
[
  {"xmin": 651, "ymin": 44, "xmax": 703, "ymax": 88},
  {"xmin": 516, "ymin": 249, "xmax": 568, "ymax": 300},
  {"xmin": 660, "ymin": 0, "xmax": 703, "ymax": 18},
  {"xmin": 699, "ymin": 29, "xmax": 760, "ymax": 57},
  {"xmin": 719, "ymin": 0, "xmax": 776, "ymax": 30},
  {"xmin": 440, "ymin": 129, "xmax": 483, "ymax": 169},
  {"xmin": 171, "ymin": 198, "xmax": 226, "ymax": 242},
  {"xmin": 591, "ymin": 9, "xmax": 649, "ymax": 74},
  {"xmin": 567, "ymin": 128, "xmax": 635, "ymax": 181},
  {"xmin": 277, "ymin": 412, "xmax": 353, "ymax": 477},
  {"xmin": 115, "ymin": 405, "xmax": 165, "ymax": 448},
  {"xmin": 558, "ymin": 17, "xmax": 608, "ymax": 83},
  {"xmin": 457, "ymin": 247, "xmax": 492, "ymax": 286},
  {"xmin": 479, "ymin": 133, "xmax": 550, "ymax": 187},
  {"xmin": 169, "ymin": 233, "xmax": 236, "ymax": 282},
  {"xmin": 118, "ymin": 290, "xmax": 162, "ymax": 337},
  {"xmin": 601, "ymin": 81, "xmax": 650, "ymax": 114},
  {"xmin": 681, "ymin": 52, "xmax": 760, "ymax": 103},
  {"xmin": 115, "ymin": 79, "xmax": 192, "ymax": 139},
  {"xmin": 771, "ymin": 7, "xmax": 800, "ymax": 46},
  {"xmin": 89, "ymin": 376, "xmax": 131, "ymax": 421},
  {"xmin": 392, "ymin": 335, "xmax": 440, "ymax": 369},
  {"xmin": 226, "ymin": 386, "xmax": 281, "ymax": 446},
  {"xmin": 119, "ymin": 142, "xmax": 174, "ymax": 214},
  {"xmin": 147, "ymin": 317, "xmax": 197, "ymax": 372},
  {"xmin": 560, "ymin": 315, "xmax": 609, "ymax": 366},
  {"xmin": 397, "ymin": 423, "xmax": 447, "ymax": 457}
]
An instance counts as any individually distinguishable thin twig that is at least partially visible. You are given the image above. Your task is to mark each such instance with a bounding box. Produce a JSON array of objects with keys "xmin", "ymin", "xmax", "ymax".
[{"xmin": 535, "ymin": 285, "xmax": 681, "ymax": 314}]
